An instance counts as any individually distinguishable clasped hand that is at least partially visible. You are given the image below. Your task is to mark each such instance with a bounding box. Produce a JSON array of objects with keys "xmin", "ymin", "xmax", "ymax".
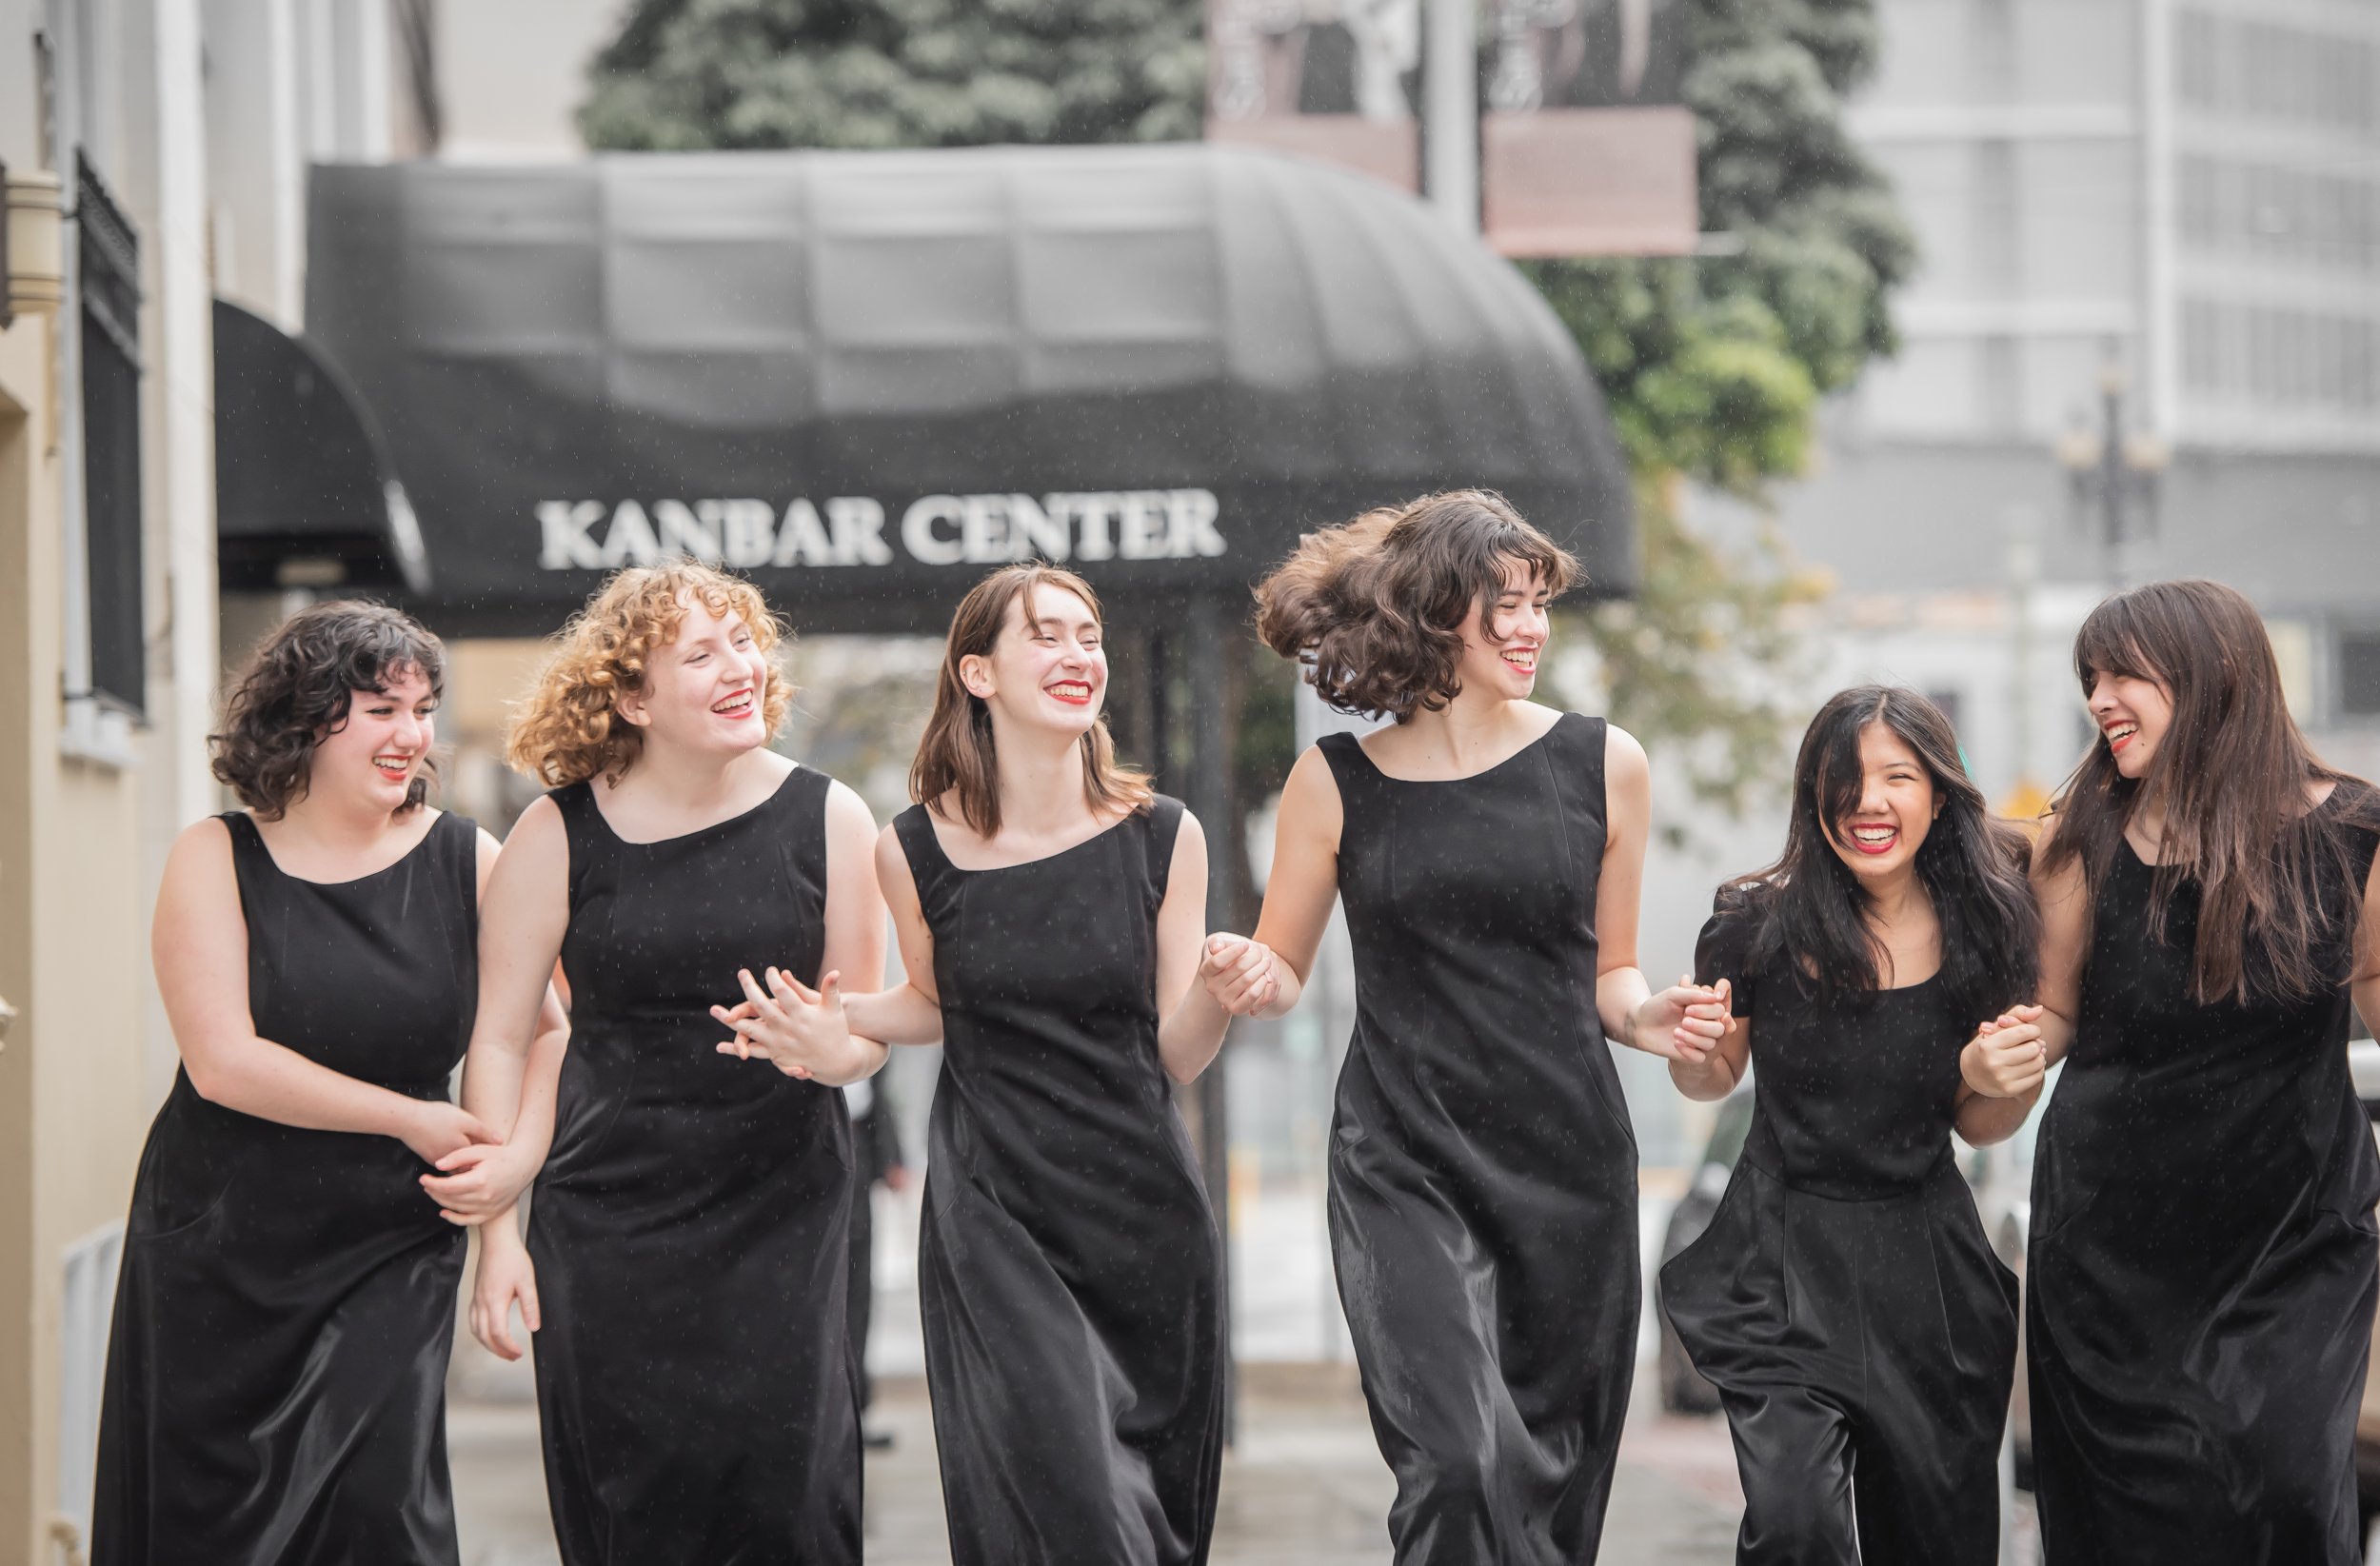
[
  {"xmin": 1199, "ymin": 934, "xmax": 1279, "ymax": 1017},
  {"xmin": 1637, "ymin": 975, "xmax": 1733, "ymax": 1065},
  {"xmin": 1962, "ymin": 1003, "xmax": 2048, "ymax": 1098},
  {"xmin": 711, "ymin": 965, "xmax": 859, "ymax": 1083}
]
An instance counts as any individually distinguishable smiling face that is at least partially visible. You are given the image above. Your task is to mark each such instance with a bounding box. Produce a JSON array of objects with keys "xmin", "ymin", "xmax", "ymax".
[
  {"xmin": 313, "ymin": 662, "xmax": 438, "ymax": 815},
  {"xmin": 1453, "ymin": 559, "xmax": 1553, "ymax": 703},
  {"xmin": 2086, "ymin": 665, "xmax": 2174, "ymax": 782},
  {"xmin": 1823, "ymin": 722, "xmax": 1940, "ymax": 888},
  {"xmin": 615, "ymin": 594, "xmax": 773, "ymax": 760},
  {"xmin": 961, "ymin": 583, "xmax": 1106, "ymax": 739}
]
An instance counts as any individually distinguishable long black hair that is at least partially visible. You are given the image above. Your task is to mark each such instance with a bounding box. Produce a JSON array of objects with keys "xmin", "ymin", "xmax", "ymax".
[{"xmin": 1727, "ymin": 685, "xmax": 2038, "ymax": 1023}]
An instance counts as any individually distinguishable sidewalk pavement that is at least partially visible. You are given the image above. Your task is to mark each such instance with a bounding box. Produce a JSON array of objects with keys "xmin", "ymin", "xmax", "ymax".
[{"xmin": 447, "ymin": 1364, "xmax": 1745, "ymax": 1566}]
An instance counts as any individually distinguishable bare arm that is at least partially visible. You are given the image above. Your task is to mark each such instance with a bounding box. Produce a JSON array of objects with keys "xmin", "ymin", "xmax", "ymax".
[
  {"xmin": 1155, "ymin": 813, "xmax": 1235, "ymax": 1083},
  {"xmin": 1959, "ymin": 821, "xmax": 2072, "ymax": 1116},
  {"xmin": 420, "ymin": 828, "xmax": 570, "ymax": 1223},
  {"xmin": 446, "ymin": 799, "xmax": 572, "ymax": 1240},
  {"xmin": 1592, "ymin": 725, "xmax": 1718, "ymax": 1061},
  {"xmin": 838, "ymin": 826, "xmax": 949, "ymax": 1047},
  {"xmin": 1955, "ymin": 1078, "xmax": 2033, "ymax": 1146},
  {"xmin": 1667, "ymin": 994, "xmax": 1748, "ymax": 1102},
  {"xmin": 2351, "ymin": 847, "xmax": 2380, "ymax": 1040},
  {"xmin": 1241, "ymin": 746, "xmax": 1347, "ymax": 1021},
  {"xmin": 153, "ymin": 818, "xmax": 491, "ymax": 1161}
]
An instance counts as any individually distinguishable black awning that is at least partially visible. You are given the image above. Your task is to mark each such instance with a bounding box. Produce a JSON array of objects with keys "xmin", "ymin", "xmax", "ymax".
[
  {"xmin": 304, "ymin": 145, "xmax": 1635, "ymax": 636},
  {"xmin": 212, "ymin": 297, "xmax": 428, "ymax": 595}
]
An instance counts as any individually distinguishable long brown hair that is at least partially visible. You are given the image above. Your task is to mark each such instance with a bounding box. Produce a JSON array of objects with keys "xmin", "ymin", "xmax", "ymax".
[
  {"xmin": 909, "ymin": 565, "xmax": 1152, "ymax": 838},
  {"xmin": 2040, "ymin": 579, "xmax": 2380, "ymax": 1003},
  {"xmin": 1252, "ymin": 489, "xmax": 1579, "ymax": 722},
  {"xmin": 507, "ymin": 563, "xmax": 794, "ymax": 787}
]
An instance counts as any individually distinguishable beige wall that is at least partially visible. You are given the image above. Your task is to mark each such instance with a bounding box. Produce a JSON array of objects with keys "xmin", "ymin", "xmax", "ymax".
[{"xmin": 0, "ymin": 306, "xmax": 155, "ymax": 1566}]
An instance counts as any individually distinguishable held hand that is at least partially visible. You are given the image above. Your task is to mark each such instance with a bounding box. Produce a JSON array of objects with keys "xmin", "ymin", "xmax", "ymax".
[
  {"xmin": 1963, "ymin": 1005, "xmax": 2049, "ymax": 1099},
  {"xmin": 1199, "ymin": 935, "xmax": 1279, "ymax": 1017},
  {"xmin": 711, "ymin": 967, "xmax": 848, "ymax": 1080},
  {"xmin": 469, "ymin": 1235, "xmax": 542, "ymax": 1362},
  {"xmin": 420, "ymin": 1140, "xmax": 539, "ymax": 1226},
  {"xmin": 400, "ymin": 1100, "xmax": 496, "ymax": 1166},
  {"xmin": 1634, "ymin": 975, "xmax": 1732, "ymax": 1065}
]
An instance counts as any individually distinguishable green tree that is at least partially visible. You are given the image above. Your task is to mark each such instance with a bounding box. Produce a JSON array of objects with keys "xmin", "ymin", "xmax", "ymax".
[
  {"xmin": 580, "ymin": 0, "xmax": 1203, "ymax": 149},
  {"xmin": 1531, "ymin": 0, "xmax": 1914, "ymax": 825}
]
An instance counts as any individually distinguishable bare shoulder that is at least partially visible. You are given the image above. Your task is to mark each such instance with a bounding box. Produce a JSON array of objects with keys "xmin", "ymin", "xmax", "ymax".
[
  {"xmin": 874, "ymin": 821, "xmax": 920, "ymax": 900},
  {"xmin": 164, "ymin": 814, "xmax": 238, "ymax": 885},
  {"xmin": 1279, "ymin": 744, "xmax": 1346, "ymax": 844},
  {"xmin": 1168, "ymin": 804, "xmax": 1207, "ymax": 856},
  {"xmin": 1602, "ymin": 722, "xmax": 1648, "ymax": 785},
  {"xmin": 823, "ymin": 777, "xmax": 879, "ymax": 837}
]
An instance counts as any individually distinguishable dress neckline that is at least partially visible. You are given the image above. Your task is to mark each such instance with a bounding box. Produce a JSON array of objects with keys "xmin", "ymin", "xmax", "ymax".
[
  {"xmin": 585, "ymin": 763, "xmax": 802, "ymax": 847},
  {"xmin": 237, "ymin": 808, "xmax": 446, "ymax": 888},
  {"xmin": 2119, "ymin": 779, "xmax": 2353, "ymax": 869},
  {"xmin": 915, "ymin": 805, "xmax": 1139, "ymax": 876},
  {"xmin": 1347, "ymin": 711, "xmax": 1575, "ymax": 785}
]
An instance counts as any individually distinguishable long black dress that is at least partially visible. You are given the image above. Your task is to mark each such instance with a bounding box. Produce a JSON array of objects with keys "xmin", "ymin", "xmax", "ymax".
[
  {"xmin": 897, "ymin": 798, "xmax": 1224, "ymax": 1566},
  {"xmin": 1661, "ymin": 892, "xmax": 2019, "ymax": 1566},
  {"xmin": 1318, "ymin": 714, "xmax": 1638, "ymax": 1566},
  {"xmin": 528, "ymin": 767, "xmax": 860, "ymax": 1566},
  {"xmin": 2029, "ymin": 787, "xmax": 2380, "ymax": 1565},
  {"xmin": 93, "ymin": 809, "xmax": 478, "ymax": 1566}
]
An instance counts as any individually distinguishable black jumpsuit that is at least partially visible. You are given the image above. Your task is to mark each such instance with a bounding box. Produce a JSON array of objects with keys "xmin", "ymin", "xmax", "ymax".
[
  {"xmin": 94, "ymin": 810, "xmax": 477, "ymax": 1566},
  {"xmin": 2029, "ymin": 788, "xmax": 2380, "ymax": 1564},
  {"xmin": 898, "ymin": 798, "xmax": 1225, "ymax": 1566},
  {"xmin": 1661, "ymin": 892, "xmax": 2019, "ymax": 1566},
  {"xmin": 1319, "ymin": 714, "xmax": 1638, "ymax": 1566},
  {"xmin": 528, "ymin": 767, "xmax": 860, "ymax": 1565}
]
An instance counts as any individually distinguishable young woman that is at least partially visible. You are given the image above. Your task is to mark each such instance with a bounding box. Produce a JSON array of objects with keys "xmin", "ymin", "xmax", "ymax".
[
  {"xmin": 1965, "ymin": 580, "xmax": 2380, "ymax": 1564},
  {"xmin": 427, "ymin": 563, "xmax": 883, "ymax": 1565},
  {"xmin": 93, "ymin": 602, "xmax": 563, "ymax": 1566},
  {"xmin": 1221, "ymin": 490, "xmax": 1705, "ymax": 1565},
  {"xmin": 729, "ymin": 564, "xmax": 1255, "ymax": 1566},
  {"xmin": 1660, "ymin": 685, "xmax": 2036, "ymax": 1565}
]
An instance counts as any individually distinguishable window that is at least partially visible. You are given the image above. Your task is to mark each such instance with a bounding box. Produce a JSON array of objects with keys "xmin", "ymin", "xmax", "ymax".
[
  {"xmin": 2342, "ymin": 631, "xmax": 2380, "ymax": 720},
  {"xmin": 76, "ymin": 153, "xmax": 143, "ymax": 719}
]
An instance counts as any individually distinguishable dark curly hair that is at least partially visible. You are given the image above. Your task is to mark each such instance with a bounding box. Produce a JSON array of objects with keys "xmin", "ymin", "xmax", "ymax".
[
  {"xmin": 1252, "ymin": 490, "xmax": 1580, "ymax": 722},
  {"xmin": 211, "ymin": 600, "xmax": 447, "ymax": 818}
]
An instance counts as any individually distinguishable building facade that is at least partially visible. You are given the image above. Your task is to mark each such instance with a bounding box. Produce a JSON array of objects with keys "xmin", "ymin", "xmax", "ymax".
[{"xmin": 0, "ymin": 4, "xmax": 399, "ymax": 1560}]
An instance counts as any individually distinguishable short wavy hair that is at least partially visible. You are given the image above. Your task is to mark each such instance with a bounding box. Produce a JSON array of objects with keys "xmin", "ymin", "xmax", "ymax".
[
  {"xmin": 506, "ymin": 562, "xmax": 795, "ymax": 788},
  {"xmin": 211, "ymin": 600, "xmax": 448, "ymax": 818},
  {"xmin": 1253, "ymin": 489, "xmax": 1580, "ymax": 722}
]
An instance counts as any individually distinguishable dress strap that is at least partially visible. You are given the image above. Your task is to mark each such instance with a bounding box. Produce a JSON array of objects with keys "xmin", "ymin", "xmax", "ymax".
[
  {"xmin": 1142, "ymin": 796, "xmax": 1186, "ymax": 907},
  {"xmin": 893, "ymin": 803, "xmax": 956, "ymax": 905}
]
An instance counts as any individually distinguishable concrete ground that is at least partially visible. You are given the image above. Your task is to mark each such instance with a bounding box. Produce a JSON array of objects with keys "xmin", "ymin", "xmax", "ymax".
[{"xmin": 448, "ymin": 1365, "xmax": 1747, "ymax": 1566}]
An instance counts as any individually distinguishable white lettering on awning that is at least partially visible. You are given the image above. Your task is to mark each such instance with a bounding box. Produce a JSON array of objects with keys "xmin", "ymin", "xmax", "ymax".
[{"xmin": 531, "ymin": 490, "xmax": 1224, "ymax": 571}]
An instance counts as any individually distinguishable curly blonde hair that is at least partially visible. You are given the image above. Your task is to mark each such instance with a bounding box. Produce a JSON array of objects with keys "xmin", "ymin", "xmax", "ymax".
[{"xmin": 506, "ymin": 563, "xmax": 795, "ymax": 787}]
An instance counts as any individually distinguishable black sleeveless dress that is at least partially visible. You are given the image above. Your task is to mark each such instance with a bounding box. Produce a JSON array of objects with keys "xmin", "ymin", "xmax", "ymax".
[
  {"xmin": 1317, "ymin": 714, "xmax": 1638, "ymax": 1566},
  {"xmin": 92, "ymin": 809, "xmax": 478, "ymax": 1566},
  {"xmin": 2029, "ymin": 788, "xmax": 2380, "ymax": 1565},
  {"xmin": 897, "ymin": 798, "xmax": 1225, "ymax": 1566},
  {"xmin": 1661, "ymin": 891, "xmax": 2018, "ymax": 1566},
  {"xmin": 528, "ymin": 767, "xmax": 860, "ymax": 1566}
]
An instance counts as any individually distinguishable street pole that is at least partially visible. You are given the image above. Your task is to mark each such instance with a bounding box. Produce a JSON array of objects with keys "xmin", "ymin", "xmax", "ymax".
[{"xmin": 1423, "ymin": 0, "xmax": 1478, "ymax": 233}]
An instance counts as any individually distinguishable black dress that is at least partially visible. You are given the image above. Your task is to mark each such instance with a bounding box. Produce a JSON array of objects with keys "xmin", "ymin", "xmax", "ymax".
[
  {"xmin": 1318, "ymin": 714, "xmax": 1638, "ymax": 1566},
  {"xmin": 2029, "ymin": 789, "xmax": 2380, "ymax": 1565},
  {"xmin": 1660, "ymin": 893, "xmax": 2018, "ymax": 1566},
  {"xmin": 93, "ymin": 809, "xmax": 478, "ymax": 1566},
  {"xmin": 897, "ymin": 798, "xmax": 1224, "ymax": 1566},
  {"xmin": 528, "ymin": 767, "xmax": 860, "ymax": 1566}
]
